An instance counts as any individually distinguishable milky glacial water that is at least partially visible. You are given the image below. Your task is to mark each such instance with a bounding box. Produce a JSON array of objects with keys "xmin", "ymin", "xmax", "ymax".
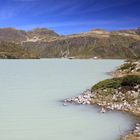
[{"xmin": 0, "ymin": 59, "xmax": 134, "ymax": 140}]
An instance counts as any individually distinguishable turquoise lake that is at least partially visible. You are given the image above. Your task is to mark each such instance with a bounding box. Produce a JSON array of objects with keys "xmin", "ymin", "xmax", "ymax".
[{"xmin": 0, "ymin": 59, "xmax": 134, "ymax": 140}]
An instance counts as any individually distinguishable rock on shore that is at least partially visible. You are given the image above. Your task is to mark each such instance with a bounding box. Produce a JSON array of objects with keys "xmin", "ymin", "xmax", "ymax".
[
  {"xmin": 64, "ymin": 89, "xmax": 92, "ymax": 105},
  {"xmin": 63, "ymin": 60, "xmax": 140, "ymax": 140},
  {"xmin": 121, "ymin": 123, "xmax": 140, "ymax": 140}
]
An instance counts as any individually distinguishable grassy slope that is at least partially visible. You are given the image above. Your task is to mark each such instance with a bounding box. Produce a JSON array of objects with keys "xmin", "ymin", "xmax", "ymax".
[{"xmin": 0, "ymin": 41, "xmax": 36, "ymax": 59}]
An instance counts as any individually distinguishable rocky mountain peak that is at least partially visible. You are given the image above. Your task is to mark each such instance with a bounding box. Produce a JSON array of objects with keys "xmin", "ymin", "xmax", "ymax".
[
  {"xmin": 88, "ymin": 29, "xmax": 109, "ymax": 35},
  {"xmin": 0, "ymin": 28, "xmax": 27, "ymax": 42},
  {"xmin": 28, "ymin": 28, "xmax": 59, "ymax": 37}
]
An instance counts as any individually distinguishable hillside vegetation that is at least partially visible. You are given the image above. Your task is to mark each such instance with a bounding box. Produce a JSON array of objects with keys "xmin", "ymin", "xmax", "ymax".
[
  {"xmin": 0, "ymin": 41, "xmax": 36, "ymax": 59},
  {"xmin": 0, "ymin": 27, "xmax": 140, "ymax": 59}
]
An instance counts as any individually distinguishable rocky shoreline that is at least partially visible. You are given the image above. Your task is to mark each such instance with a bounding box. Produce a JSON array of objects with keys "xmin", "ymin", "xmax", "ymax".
[
  {"xmin": 112, "ymin": 60, "xmax": 140, "ymax": 78},
  {"xmin": 63, "ymin": 89, "xmax": 92, "ymax": 105},
  {"xmin": 63, "ymin": 88, "xmax": 140, "ymax": 139},
  {"xmin": 121, "ymin": 123, "xmax": 140, "ymax": 140},
  {"xmin": 63, "ymin": 60, "xmax": 140, "ymax": 140}
]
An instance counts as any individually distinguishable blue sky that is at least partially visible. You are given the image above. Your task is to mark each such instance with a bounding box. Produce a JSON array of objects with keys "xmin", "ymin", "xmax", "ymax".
[{"xmin": 0, "ymin": 0, "xmax": 140, "ymax": 34}]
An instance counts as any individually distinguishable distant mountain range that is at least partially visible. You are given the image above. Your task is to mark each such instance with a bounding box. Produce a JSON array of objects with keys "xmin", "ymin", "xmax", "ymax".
[{"xmin": 0, "ymin": 27, "xmax": 140, "ymax": 59}]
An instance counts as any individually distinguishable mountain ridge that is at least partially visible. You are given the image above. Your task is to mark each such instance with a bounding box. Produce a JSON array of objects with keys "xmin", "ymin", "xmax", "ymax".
[{"xmin": 0, "ymin": 27, "xmax": 140, "ymax": 59}]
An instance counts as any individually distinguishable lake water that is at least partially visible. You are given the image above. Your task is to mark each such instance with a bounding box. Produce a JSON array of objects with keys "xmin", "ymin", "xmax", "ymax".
[{"xmin": 0, "ymin": 59, "xmax": 134, "ymax": 140}]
